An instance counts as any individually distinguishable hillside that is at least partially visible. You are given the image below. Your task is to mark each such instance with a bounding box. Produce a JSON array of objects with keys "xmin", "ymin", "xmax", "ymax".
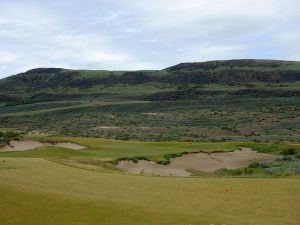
[
  {"xmin": 1, "ymin": 59, "xmax": 300, "ymax": 92},
  {"xmin": 0, "ymin": 59, "xmax": 300, "ymax": 143}
]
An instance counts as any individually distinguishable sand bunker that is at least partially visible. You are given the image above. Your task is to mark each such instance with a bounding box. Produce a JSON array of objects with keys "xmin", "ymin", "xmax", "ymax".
[
  {"xmin": 0, "ymin": 140, "xmax": 49, "ymax": 152},
  {"xmin": 117, "ymin": 149, "xmax": 276, "ymax": 177},
  {"xmin": 53, "ymin": 142, "xmax": 86, "ymax": 150},
  {"xmin": 0, "ymin": 140, "xmax": 85, "ymax": 152}
]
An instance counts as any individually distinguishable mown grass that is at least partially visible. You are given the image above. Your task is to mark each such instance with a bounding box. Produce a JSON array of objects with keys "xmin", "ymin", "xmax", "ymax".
[
  {"xmin": 1, "ymin": 135, "xmax": 299, "ymax": 163},
  {"xmin": 0, "ymin": 158, "xmax": 299, "ymax": 225},
  {"xmin": 0, "ymin": 147, "xmax": 88, "ymax": 158},
  {"xmin": 0, "ymin": 136, "xmax": 239, "ymax": 161}
]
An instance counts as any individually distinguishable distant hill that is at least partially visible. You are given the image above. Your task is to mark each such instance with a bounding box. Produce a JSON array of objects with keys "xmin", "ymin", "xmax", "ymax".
[
  {"xmin": 1, "ymin": 59, "xmax": 300, "ymax": 91},
  {"xmin": 1, "ymin": 59, "xmax": 300, "ymax": 143}
]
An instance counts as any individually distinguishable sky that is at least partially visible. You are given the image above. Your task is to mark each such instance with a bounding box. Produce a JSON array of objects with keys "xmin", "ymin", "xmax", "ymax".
[{"xmin": 0, "ymin": 0, "xmax": 299, "ymax": 78}]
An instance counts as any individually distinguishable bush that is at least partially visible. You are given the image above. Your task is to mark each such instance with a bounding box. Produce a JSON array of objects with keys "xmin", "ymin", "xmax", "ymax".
[
  {"xmin": 244, "ymin": 168, "xmax": 255, "ymax": 175},
  {"xmin": 156, "ymin": 160, "xmax": 169, "ymax": 165},
  {"xmin": 113, "ymin": 156, "xmax": 149, "ymax": 165},
  {"xmin": 215, "ymin": 168, "xmax": 243, "ymax": 176},
  {"xmin": 249, "ymin": 162, "xmax": 259, "ymax": 168},
  {"xmin": 0, "ymin": 131, "xmax": 21, "ymax": 145},
  {"xmin": 282, "ymin": 155, "xmax": 294, "ymax": 161},
  {"xmin": 280, "ymin": 148, "xmax": 298, "ymax": 155}
]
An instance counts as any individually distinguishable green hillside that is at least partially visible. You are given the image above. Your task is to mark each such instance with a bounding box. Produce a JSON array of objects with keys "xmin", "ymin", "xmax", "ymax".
[
  {"xmin": 1, "ymin": 60, "xmax": 300, "ymax": 225},
  {"xmin": 1, "ymin": 59, "xmax": 300, "ymax": 92},
  {"xmin": 0, "ymin": 59, "xmax": 300, "ymax": 142}
]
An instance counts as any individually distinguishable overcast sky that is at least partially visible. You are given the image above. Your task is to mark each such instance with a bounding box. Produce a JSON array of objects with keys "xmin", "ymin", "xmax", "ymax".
[{"xmin": 0, "ymin": 0, "xmax": 299, "ymax": 78}]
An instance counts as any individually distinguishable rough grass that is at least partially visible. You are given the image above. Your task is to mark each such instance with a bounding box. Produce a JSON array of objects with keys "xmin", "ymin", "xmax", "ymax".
[
  {"xmin": 0, "ymin": 158, "xmax": 299, "ymax": 225},
  {"xmin": 241, "ymin": 142, "xmax": 300, "ymax": 154},
  {"xmin": 0, "ymin": 100, "xmax": 147, "ymax": 117}
]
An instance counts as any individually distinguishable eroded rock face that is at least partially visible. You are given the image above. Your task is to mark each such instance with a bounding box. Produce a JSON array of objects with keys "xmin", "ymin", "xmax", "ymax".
[{"xmin": 117, "ymin": 149, "xmax": 277, "ymax": 177}]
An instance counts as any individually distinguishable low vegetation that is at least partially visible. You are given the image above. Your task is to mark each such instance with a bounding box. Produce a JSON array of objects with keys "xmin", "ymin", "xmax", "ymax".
[
  {"xmin": 0, "ymin": 131, "xmax": 21, "ymax": 146},
  {"xmin": 0, "ymin": 60, "xmax": 299, "ymax": 224},
  {"xmin": 0, "ymin": 158, "xmax": 299, "ymax": 225},
  {"xmin": 0, "ymin": 135, "xmax": 299, "ymax": 177},
  {"xmin": 0, "ymin": 60, "xmax": 299, "ymax": 143}
]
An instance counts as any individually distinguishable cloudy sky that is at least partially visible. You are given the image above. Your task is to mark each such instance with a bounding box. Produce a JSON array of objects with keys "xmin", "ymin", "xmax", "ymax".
[{"xmin": 0, "ymin": 0, "xmax": 299, "ymax": 78}]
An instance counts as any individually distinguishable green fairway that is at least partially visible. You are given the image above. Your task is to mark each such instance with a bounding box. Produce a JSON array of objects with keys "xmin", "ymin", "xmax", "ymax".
[
  {"xmin": 1, "ymin": 136, "xmax": 299, "ymax": 177},
  {"xmin": 0, "ymin": 158, "xmax": 299, "ymax": 225},
  {"xmin": 1, "ymin": 136, "xmax": 299, "ymax": 161},
  {"xmin": 0, "ymin": 136, "xmax": 239, "ymax": 160},
  {"xmin": 2, "ymin": 136, "xmax": 299, "ymax": 162}
]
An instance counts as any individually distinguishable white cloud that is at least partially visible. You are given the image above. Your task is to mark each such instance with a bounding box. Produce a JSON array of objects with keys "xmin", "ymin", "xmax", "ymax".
[
  {"xmin": 0, "ymin": 52, "xmax": 20, "ymax": 64},
  {"xmin": 0, "ymin": 0, "xmax": 299, "ymax": 78}
]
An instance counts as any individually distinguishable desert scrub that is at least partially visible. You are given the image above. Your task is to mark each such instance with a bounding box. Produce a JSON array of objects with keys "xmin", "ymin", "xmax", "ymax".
[
  {"xmin": 280, "ymin": 148, "xmax": 298, "ymax": 155},
  {"xmin": 0, "ymin": 131, "xmax": 21, "ymax": 146},
  {"xmin": 264, "ymin": 156, "xmax": 300, "ymax": 176},
  {"xmin": 214, "ymin": 168, "xmax": 255, "ymax": 176},
  {"xmin": 112, "ymin": 156, "xmax": 150, "ymax": 165},
  {"xmin": 240, "ymin": 143, "xmax": 278, "ymax": 153},
  {"xmin": 157, "ymin": 152, "xmax": 188, "ymax": 165}
]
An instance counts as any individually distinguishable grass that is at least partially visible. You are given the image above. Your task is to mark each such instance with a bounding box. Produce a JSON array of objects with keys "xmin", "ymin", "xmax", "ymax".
[
  {"xmin": 240, "ymin": 142, "xmax": 300, "ymax": 153},
  {"xmin": 0, "ymin": 135, "xmax": 247, "ymax": 161},
  {"xmin": 0, "ymin": 100, "xmax": 147, "ymax": 117},
  {"xmin": 1, "ymin": 81, "xmax": 299, "ymax": 143},
  {"xmin": 0, "ymin": 157, "xmax": 299, "ymax": 225},
  {"xmin": 1, "ymin": 61, "xmax": 299, "ymax": 224},
  {"xmin": 0, "ymin": 147, "xmax": 88, "ymax": 158},
  {"xmin": 0, "ymin": 136, "xmax": 299, "ymax": 224},
  {"xmin": 1, "ymin": 135, "xmax": 299, "ymax": 165},
  {"xmin": 83, "ymin": 83, "xmax": 177, "ymax": 94}
]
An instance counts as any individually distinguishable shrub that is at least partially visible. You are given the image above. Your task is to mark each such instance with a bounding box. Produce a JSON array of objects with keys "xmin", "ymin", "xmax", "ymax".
[
  {"xmin": 0, "ymin": 131, "xmax": 21, "ymax": 145},
  {"xmin": 280, "ymin": 148, "xmax": 298, "ymax": 155},
  {"xmin": 156, "ymin": 160, "xmax": 169, "ymax": 165},
  {"xmin": 282, "ymin": 155, "xmax": 294, "ymax": 161},
  {"xmin": 243, "ymin": 168, "xmax": 255, "ymax": 175},
  {"xmin": 215, "ymin": 168, "xmax": 243, "ymax": 176},
  {"xmin": 249, "ymin": 162, "xmax": 259, "ymax": 168},
  {"xmin": 113, "ymin": 156, "xmax": 150, "ymax": 165}
]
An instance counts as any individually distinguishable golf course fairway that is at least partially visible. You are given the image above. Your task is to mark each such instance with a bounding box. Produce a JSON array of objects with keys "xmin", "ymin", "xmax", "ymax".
[{"xmin": 0, "ymin": 157, "xmax": 299, "ymax": 225}]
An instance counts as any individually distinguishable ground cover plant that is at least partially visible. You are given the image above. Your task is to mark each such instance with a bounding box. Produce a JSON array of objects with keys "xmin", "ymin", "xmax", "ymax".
[
  {"xmin": 0, "ymin": 131, "xmax": 21, "ymax": 146},
  {"xmin": 0, "ymin": 157, "xmax": 299, "ymax": 225},
  {"xmin": 0, "ymin": 60, "xmax": 299, "ymax": 143},
  {"xmin": 0, "ymin": 60, "xmax": 300, "ymax": 225},
  {"xmin": 0, "ymin": 135, "xmax": 299, "ymax": 177}
]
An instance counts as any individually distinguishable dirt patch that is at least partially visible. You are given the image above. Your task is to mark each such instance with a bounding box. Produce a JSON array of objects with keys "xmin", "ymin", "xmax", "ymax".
[
  {"xmin": 139, "ymin": 126, "xmax": 151, "ymax": 130},
  {"xmin": 0, "ymin": 140, "xmax": 86, "ymax": 152},
  {"xmin": 53, "ymin": 142, "xmax": 86, "ymax": 150},
  {"xmin": 117, "ymin": 149, "xmax": 277, "ymax": 177},
  {"xmin": 144, "ymin": 112, "xmax": 166, "ymax": 116},
  {"xmin": 95, "ymin": 126, "xmax": 121, "ymax": 130}
]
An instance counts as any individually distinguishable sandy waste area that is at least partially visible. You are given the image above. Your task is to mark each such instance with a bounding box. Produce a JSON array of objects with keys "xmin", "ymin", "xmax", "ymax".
[
  {"xmin": 117, "ymin": 149, "xmax": 277, "ymax": 176},
  {"xmin": 0, "ymin": 140, "xmax": 86, "ymax": 152}
]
